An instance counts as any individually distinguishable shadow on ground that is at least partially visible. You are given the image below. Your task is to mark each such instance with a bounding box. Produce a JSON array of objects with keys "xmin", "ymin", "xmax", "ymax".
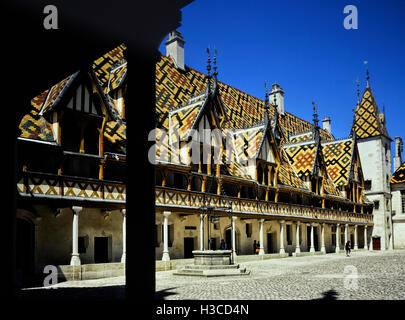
[
  {"xmin": 314, "ymin": 289, "xmax": 339, "ymax": 300},
  {"xmin": 16, "ymin": 285, "xmax": 125, "ymax": 301},
  {"xmin": 155, "ymin": 287, "xmax": 178, "ymax": 300}
]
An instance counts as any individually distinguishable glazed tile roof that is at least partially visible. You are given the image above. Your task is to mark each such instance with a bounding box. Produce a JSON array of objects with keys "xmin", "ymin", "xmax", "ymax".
[
  {"xmin": 283, "ymin": 139, "xmax": 342, "ymax": 197},
  {"xmin": 154, "ymin": 54, "xmax": 337, "ymax": 190},
  {"xmin": 18, "ymin": 45, "xmax": 128, "ymax": 153},
  {"xmin": 284, "ymin": 141, "xmax": 317, "ymax": 178},
  {"xmin": 322, "ymin": 138, "xmax": 354, "ymax": 187},
  {"xmin": 391, "ymin": 162, "xmax": 405, "ymax": 184},
  {"xmin": 278, "ymin": 149, "xmax": 309, "ymax": 190},
  {"xmin": 233, "ymin": 125, "xmax": 265, "ymax": 162},
  {"xmin": 156, "ymin": 55, "xmax": 334, "ymax": 142},
  {"xmin": 352, "ymin": 87, "xmax": 390, "ymax": 140}
]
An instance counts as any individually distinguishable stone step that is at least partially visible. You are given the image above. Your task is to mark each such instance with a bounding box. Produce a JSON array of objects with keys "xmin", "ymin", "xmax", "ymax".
[
  {"xmin": 173, "ymin": 268, "xmax": 250, "ymax": 277},
  {"xmin": 173, "ymin": 264, "xmax": 250, "ymax": 277},
  {"xmin": 183, "ymin": 264, "xmax": 241, "ymax": 270}
]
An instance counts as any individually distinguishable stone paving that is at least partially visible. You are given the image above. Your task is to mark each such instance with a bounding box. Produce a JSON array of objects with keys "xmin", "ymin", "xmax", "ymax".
[{"xmin": 155, "ymin": 249, "xmax": 405, "ymax": 300}]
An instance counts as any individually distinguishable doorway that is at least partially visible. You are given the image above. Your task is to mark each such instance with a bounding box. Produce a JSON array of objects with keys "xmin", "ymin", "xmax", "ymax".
[
  {"xmin": 313, "ymin": 227, "xmax": 319, "ymax": 251},
  {"xmin": 94, "ymin": 237, "xmax": 109, "ymax": 263},
  {"xmin": 16, "ymin": 218, "xmax": 35, "ymax": 287},
  {"xmin": 372, "ymin": 237, "xmax": 381, "ymax": 250},
  {"xmin": 267, "ymin": 233, "xmax": 274, "ymax": 253},
  {"xmin": 184, "ymin": 237, "xmax": 194, "ymax": 258}
]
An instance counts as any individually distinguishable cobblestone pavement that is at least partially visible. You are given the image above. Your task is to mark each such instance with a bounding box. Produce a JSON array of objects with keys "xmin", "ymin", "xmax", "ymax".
[{"xmin": 155, "ymin": 250, "xmax": 405, "ymax": 300}]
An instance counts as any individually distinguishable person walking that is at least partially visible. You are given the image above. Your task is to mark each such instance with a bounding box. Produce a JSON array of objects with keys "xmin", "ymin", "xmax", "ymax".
[
  {"xmin": 345, "ymin": 240, "xmax": 351, "ymax": 257},
  {"xmin": 253, "ymin": 240, "xmax": 257, "ymax": 254}
]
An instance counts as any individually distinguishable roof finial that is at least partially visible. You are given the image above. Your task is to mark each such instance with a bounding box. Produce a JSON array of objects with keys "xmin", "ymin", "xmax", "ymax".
[
  {"xmin": 213, "ymin": 48, "xmax": 218, "ymax": 80},
  {"xmin": 364, "ymin": 60, "xmax": 370, "ymax": 88},
  {"xmin": 206, "ymin": 46, "xmax": 211, "ymax": 78},
  {"xmin": 312, "ymin": 101, "xmax": 319, "ymax": 128},
  {"xmin": 264, "ymin": 81, "xmax": 269, "ymax": 109},
  {"xmin": 355, "ymin": 78, "xmax": 360, "ymax": 104}
]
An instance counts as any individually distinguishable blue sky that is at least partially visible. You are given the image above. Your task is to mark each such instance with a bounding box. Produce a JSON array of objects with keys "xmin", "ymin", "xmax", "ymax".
[{"xmin": 159, "ymin": 0, "xmax": 405, "ymax": 169}]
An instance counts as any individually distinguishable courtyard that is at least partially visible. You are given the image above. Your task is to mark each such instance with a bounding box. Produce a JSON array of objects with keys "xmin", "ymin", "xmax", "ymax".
[{"xmin": 155, "ymin": 249, "xmax": 405, "ymax": 300}]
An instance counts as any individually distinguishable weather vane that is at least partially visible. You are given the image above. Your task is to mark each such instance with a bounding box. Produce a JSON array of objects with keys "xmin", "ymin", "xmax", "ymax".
[{"xmin": 364, "ymin": 60, "xmax": 370, "ymax": 88}]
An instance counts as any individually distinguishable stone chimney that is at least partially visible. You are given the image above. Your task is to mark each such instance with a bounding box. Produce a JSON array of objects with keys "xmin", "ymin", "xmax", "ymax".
[
  {"xmin": 322, "ymin": 117, "xmax": 331, "ymax": 133},
  {"xmin": 165, "ymin": 30, "xmax": 185, "ymax": 71},
  {"xmin": 269, "ymin": 83, "xmax": 285, "ymax": 115},
  {"xmin": 394, "ymin": 136, "xmax": 403, "ymax": 171}
]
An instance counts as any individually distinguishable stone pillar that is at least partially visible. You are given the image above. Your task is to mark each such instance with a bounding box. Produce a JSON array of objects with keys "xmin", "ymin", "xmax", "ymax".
[
  {"xmin": 354, "ymin": 225, "xmax": 358, "ymax": 250},
  {"xmin": 335, "ymin": 223, "xmax": 340, "ymax": 253},
  {"xmin": 364, "ymin": 225, "xmax": 368, "ymax": 250},
  {"xmin": 200, "ymin": 214, "xmax": 205, "ymax": 251},
  {"xmin": 321, "ymin": 223, "xmax": 326, "ymax": 253},
  {"xmin": 121, "ymin": 209, "xmax": 126, "ymax": 263},
  {"xmin": 309, "ymin": 223, "xmax": 315, "ymax": 253},
  {"xmin": 231, "ymin": 216, "xmax": 237, "ymax": 261},
  {"xmin": 162, "ymin": 211, "xmax": 171, "ymax": 261},
  {"xmin": 70, "ymin": 206, "xmax": 82, "ymax": 266},
  {"xmin": 344, "ymin": 224, "xmax": 348, "ymax": 245},
  {"xmin": 259, "ymin": 219, "xmax": 265, "ymax": 255},
  {"xmin": 279, "ymin": 220, "xmax": 285, "ymax": 254},
  {"xmin": 295, "ymin": 221, "xmax": 301, "ymax": 254}
]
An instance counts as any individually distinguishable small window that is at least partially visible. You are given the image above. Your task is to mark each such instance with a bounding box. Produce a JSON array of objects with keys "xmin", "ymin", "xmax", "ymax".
[
  {"xmin": 374, "ymin": 201, "xmax": 380, "ymax": 210},
  {"xmin": 185, "ymin": 226, "xmax": 197, "ymax": 230},
  {"xmin": 364, "ymin": 180, "xmax": 372, "ymax": 191}
]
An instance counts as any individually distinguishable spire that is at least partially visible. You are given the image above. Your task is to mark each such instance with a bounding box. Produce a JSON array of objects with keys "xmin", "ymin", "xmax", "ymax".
[{"xmin": 364, "ymin": 60, "xmax": 370, "ymax": 88}]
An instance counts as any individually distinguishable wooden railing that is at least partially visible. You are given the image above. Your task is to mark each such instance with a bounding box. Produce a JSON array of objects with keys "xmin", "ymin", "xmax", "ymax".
[
  {"xmin": 17, "ymin": 171, "xmax": 125, "ymax": 203},
  {"xmin": 155, "ymin": 186, "xmax": 373, "ymax": 224}
]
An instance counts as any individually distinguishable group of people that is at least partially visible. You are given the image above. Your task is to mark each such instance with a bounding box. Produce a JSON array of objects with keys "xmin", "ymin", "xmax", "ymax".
[{"xmin": 253, "ymin": 240, "xmax": 260, "ymax": 254}]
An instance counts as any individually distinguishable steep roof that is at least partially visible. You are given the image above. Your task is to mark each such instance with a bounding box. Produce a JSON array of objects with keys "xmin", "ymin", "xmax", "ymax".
[
  {"xmin": 391, "ymin": 162, "xmax": 405, "ymax": 184},
  {"xmin": 322, "ymin": 138, "xmax": 354, "ymax": 187},
  {"xmin": 352, "ymin": 87, "xmax": 390, "ymax": 140},
  {"xmin": 156, "ymin": 55, "xmax": 335, "ymax": 142},
  {"xmin": 283, "ymin": 138, "xmax": 342, "ymax": 197}
]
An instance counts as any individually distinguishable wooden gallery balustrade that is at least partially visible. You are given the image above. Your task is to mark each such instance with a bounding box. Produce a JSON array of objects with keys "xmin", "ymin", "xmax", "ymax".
[{"xmin": 155, "ymin": 186, "xmax": 373, "ymax": 225}]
